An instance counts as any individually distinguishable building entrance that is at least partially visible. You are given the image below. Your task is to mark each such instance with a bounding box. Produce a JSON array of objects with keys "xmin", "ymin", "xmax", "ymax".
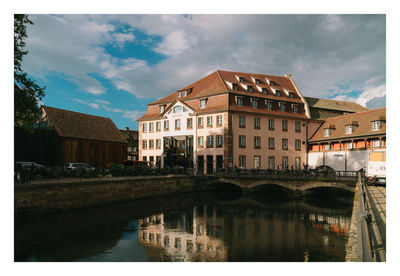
[
  {"xmin": 206, "ymin": 155, "xmax": 214, "ymax": 174},
  {"xmin": 163, "ymin": 136, "xmax": 193, "ymax": 168}
]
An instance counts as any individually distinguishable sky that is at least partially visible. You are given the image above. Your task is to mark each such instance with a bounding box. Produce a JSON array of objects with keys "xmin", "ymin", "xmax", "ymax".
[{"xmin": 22, "ymin": 14, "xmax": 386, "ymax": 130}]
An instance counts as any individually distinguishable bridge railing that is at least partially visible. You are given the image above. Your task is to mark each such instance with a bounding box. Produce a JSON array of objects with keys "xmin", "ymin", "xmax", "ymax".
[
  {"xmin": 356, "ymin": 172, "xmax": 374, "ymax": 262},
  {"xmin": 213, "ymin": 169, "xmax": 357, "ymax": 178}
]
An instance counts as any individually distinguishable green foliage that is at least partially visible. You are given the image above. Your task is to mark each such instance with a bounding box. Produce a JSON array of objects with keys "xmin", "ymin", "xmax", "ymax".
[{"xmin": 14, "ymin": 14, "xmax": 46, "ymax": 130}]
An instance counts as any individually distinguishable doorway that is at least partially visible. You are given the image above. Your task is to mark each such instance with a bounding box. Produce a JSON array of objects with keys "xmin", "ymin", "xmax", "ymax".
[{"xmin": 206, "ymin": 155, "xmax": 214, "ymax": 174}]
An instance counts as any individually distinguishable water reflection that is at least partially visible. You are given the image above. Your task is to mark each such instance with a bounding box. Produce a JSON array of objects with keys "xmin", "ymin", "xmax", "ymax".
[
  {"xmin": 15, "ymin": 189, "xmax": 353, "ymax": 262},
  {"xmin": 138, "ymin": 203, "xmax": 351, "ymax": 262}
]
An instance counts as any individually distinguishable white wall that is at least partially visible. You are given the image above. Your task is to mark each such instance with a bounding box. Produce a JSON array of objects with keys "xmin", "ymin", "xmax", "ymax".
[{"xmin": 308, "ymin": 150, "xmax": 372, "ymax": 171}]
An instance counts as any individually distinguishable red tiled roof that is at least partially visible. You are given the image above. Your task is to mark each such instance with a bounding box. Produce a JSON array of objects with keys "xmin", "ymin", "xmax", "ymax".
[
  {"xmin": 42, "ymin": 106, "xmax": 127, "ymax": 143},
  {"xmin": 309, "ymin": 107, "xmax": 386, "ymax": 142}
]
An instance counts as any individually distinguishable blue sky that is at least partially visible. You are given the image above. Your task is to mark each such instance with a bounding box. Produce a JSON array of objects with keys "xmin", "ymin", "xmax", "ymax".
[{"xmin": 22, "ymin": 14, "xmax": 386, "ymax": 130}]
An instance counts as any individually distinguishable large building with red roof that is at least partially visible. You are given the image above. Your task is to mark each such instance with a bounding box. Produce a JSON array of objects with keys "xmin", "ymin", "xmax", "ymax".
[{"xmin": 137, "ymin": 70, "xmax": 368, "ymax": 173}]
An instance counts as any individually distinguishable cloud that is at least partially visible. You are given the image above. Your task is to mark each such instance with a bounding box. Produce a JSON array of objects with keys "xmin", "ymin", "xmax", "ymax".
[
  {"xmin": 74, "ymin": 98, "xmax": 100, "ymax": 109},
  {"xmin": 122, "ymin": 110, "xmax": 145, "ymax": 122},
  {"xmin": 23, "ymin": 14, "xmax": 385, "ymax": 105}
]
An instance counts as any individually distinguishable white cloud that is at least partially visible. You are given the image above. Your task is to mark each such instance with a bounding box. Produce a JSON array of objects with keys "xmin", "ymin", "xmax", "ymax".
[
  {"xmin": 355, "ymin": 84, "xmax": 386, "ymax": 107},
  {"xmin": 74, "ymin": 98, "xmax": 100, "ymax": 109},
  {"xmin": 122, "ymin": 110, "xmax": 145, "ymax": 122},
  {"xmin": 23, "ymin": 14, "xmax": 385, "ymax": 106}
]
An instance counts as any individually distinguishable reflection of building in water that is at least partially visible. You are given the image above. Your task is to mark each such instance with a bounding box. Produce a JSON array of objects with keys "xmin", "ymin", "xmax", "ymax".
[
  {"xmin": 138, "ymin": 205, "xmax": 351, "ymax": 262},
  {"xmin": 138, "ymin": 206, "xmax": 228, "ymax": 261}
]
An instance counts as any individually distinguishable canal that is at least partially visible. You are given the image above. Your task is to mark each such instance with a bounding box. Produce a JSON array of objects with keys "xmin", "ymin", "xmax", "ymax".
[{"xmin": 15, "ymin": 184, "xmax": 354, "ymax": 262}]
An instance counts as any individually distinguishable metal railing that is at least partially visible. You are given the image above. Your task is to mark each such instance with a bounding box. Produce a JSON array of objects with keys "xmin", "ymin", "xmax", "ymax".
[
  {"xmin": 209, "ymin": 169, "xmax": 358, "ymax": 178},
  {"xmin": 356, "ymin": 172, "xmax": 374, "ymax": 261}
]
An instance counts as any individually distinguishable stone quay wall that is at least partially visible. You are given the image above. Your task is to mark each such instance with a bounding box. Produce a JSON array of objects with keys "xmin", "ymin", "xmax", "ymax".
[{"xmin": 14, "ymin": 176, "xmax": 213, "ymax": 216}]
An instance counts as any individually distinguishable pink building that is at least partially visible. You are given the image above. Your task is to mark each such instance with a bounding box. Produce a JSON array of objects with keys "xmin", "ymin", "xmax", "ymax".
[{"xmin": 137, "ymin": 70, "xmax": 366, "ymax": 174}]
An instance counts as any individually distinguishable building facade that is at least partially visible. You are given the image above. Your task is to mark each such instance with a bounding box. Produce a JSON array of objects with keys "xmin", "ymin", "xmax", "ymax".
[
  {"xmin": 120, "ymin": 127, "xmax": 139, "ymax": 161},
  {"xmin": 137, "ymin": 70, "xmax": 368, "ymax": 174},
  {"xmin": 308, "ymin": 108, "xmax": 386, "ymax": 171}
]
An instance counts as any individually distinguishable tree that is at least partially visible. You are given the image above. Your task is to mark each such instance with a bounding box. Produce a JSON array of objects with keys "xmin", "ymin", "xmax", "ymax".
[{"xmin": 14, "ymin": 14, "xmax": 45, "ymax": 129}]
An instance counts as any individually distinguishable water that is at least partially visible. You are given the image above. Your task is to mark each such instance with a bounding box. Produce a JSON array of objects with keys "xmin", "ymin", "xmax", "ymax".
[{"xmin": 15, "ymin": 186, "xmax": 354, "ymax": 262}]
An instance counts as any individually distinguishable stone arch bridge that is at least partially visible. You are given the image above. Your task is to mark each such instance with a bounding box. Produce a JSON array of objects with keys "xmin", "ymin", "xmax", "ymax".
[{"xmin": 200, "ymin": 175, "xmax": 356, "ymax": 193}]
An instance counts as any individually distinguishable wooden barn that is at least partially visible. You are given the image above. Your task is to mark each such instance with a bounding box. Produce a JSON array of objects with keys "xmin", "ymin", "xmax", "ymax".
[{"xmin": 38, "ymin": 106, "xmax": 128, "ymax": 167}]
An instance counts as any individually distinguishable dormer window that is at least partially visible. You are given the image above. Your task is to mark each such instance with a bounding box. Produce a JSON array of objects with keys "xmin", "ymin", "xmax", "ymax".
[
  {"xmin": 261, "ymin": 88, "xmax": 268, "ymax": 95},
  {"xmin": 200, "ymin": 99, "xmax": 206, "ymax": 109},
  {"xmin": 232, "ymin": 83, "xmax": 238, "ymax": 91},
  {"xmin": 288, "ymin": 92, "xmax": 294, "ymax": 98},
  {"xmin": 173, "ymin": 105, "xmax": 183, "ymax": 113},
  {"xmin": 372, "ymin": 121, "xmax": 382, "ymax": 131},
  {"xmin": 345, "ymin": 125, "xmax": 353, "ymax": 134},
  {"xmin": 255, "ymin": 79, "xmax": 261, "ymax": 85},
  {"xmin": 270, "ymin": 80, "xmax": 277, "ymax": 86},
  {"xmin": 292, "ymin": 104, "xmax": 298, "ymax": 113},
  {"xmin": 159, "ymin": 105, "xmax": 165, "ymax": 113},
  {"xmin": 236, "ymin": 97, "xmax": 244, "ymax": 106},
  {"xmin": 183, "ymin": 90, "xmax": 187, "ymax": 97},
  {"xmin": 251, "ymin": 99, "xmax": 258, "ymax": 108},
  {"xmin": 324, "ymin": 127, "xmax": 335, "ymax": 137},
  {"xmin": 247, "ymin": 86, "xmax": 253, "ymax": 93},
  {"xmin": 177, "ymin": 91, "xmax": 182, "ymax": 98},
  {"xmin": 239, "ymin": 77, "xmax": 245, "ymax": 82},
  {"xmin": 275, "ymin": 90, "xmax": 282, "ymax": 97}
]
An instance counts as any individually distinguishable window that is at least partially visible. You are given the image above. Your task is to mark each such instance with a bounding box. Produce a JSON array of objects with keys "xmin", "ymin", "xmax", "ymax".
[
  {"xmin": 254, "ymin": 156, "xmax": 261, "ymax": 169},
  {"xmin": 324, "ymin": 144, "xmax": 330, "ymax": 150},
  {"xmin": 232, "ymin": 83, "xmax": 238, "ymax": 91},
  {"xmin": 295, "ymin": 121, "xmax": 301, "ymax": 133},
  {"xmin": 288, "ymin": 92, "xmax": 294, "ymax": 98},
  {"xmin": 207, "ymin": 116, "xmax": 213, "ymax": 127},
  {"xmin": 156, "ymin": 156, "xmax": 161, "ymax": 166},
  {"xmin": 128, "ymin": 146, "xmax": 132, "ymax": 153},
  {"xmin": 149, "ymin": 139, "xmax": 154, "ymax": 149},
  {"xmin": 142, "ymin": 123, "xmax": 147, "ymax": 133},
  {"xmin": 251, "ymin": 99, "xmax": 258, "ymax": 108},
  {"xmin": 268, "ymin": 119, "xmax": 274, "ymax": 130},
  {"xmin": 373, "ymin": 139, "xmax": 381, "ymax": 147},
  {"xmin": 295, "ymin": 139, "xmax": 301, "ymax": 151},
  {"xmin": 280, "ymin": 103, "xmax": 285, "ymax": 112},
  {"xmin": 261, "ymin": 88, "xmax": 268, "ymax": 94},
  {"xmin": 207, "ymin": 136, "xmax": 214, "ymax": 148},
  {"xmin": 270, "ymin": 80, "xmax": 276, "ymax": 86},
  {"xmin": 254, "ymin": 136, "xmax": 261, "ymax": 149},
  {"xmin": 142, "ymin": 140, "xmax": 147, "ymax": 150},
  {"xmin": 149, "ymin": 122, "xmax": 154, "ymax": 132},
  {"xmin": 266, "ymin": 101, "xmax": 272, "ymax": 110},
  {"xmin": 372, "ymin": 121, "xmax": 381, "ymax": 131},
  {"xmin": 347, "ymin": 141, "xmax": 353, "ymax": 149},
  {"xmin": 156, "ymin": 121, "xmax": 161, "ymax": 132},
  {"xmin": 198, "ymin": 136, "xmax": 204, "ymax": 148},
  {"xmin": 282, "ymin": 157, "xmax": 288, "ymax": 169},
  {"xmin": 198, "ymin": 117, "xmax": 204, "ymax": 128},
  {"xmin": 282, "ymin": 138, "xmax": 288, "ymax": 150},
  {"xmin": 236, "ymin": 97, "xmax": 244, "ymax": 106},
  {"xmin": 187, "ymin": 118, "xmax": 193, "ymax": 129},
  {"xmin": 346, "ymin": 125, "xmax": 353, "ymax": 134},
  {"xmin": 268, "ymin": 137, "xmax": 275, "ymax": 149},
  {"xmin": 255, "ymin": 79, "xmax": 261, "ymax": 84},
  {"xmin": 143, "ymin": 156, "xmax": 147, "ymax": 161},
  {"xmin": 183, "ymin": 90, "xmax": 187, "ymax": 97},
  {"xmin": 175, "ymin": 119, "xmax": 181, "ymax": 130},
  {"xmin": 268, "ymin": 156, "xmax": 275, "ymax": 170},
  {"xmin": 239, "ymin": 155, "xmax": 246, "ymax": 168},
  {"xmin": 254, "ymin": 117, "xmax": 260, "ymax": 129},
  {"xmin": 216, "ymin": 135, "xmax": 223, "ymax": 148},
  {"xmin": 216, "ymin": 115, "xmax": 223, "ymax": 126},
  {"xmin": 149, "ymin": 156, "xmax": 154, "ymax": 164},
  {"xmin": 159, "ymin": 105, "xmax": 165, "ymax": 113},
  {"xmin": 239, "ymin": 115, "xmax": 246, "ymax": 128},
  {"xmin": 295, "ymin": 157, "xmax": 301, "ymax": 170},
  {"xmin": 156, "ymin": 139, "xmax": 161, "ymax": 149},
  {"xmin": 239, "ymin": 135, "xmax": 246, "ymax": 148},
  {"xmin": 276, "ymin": 90, "xmax": 282, "ymax": 97},
  {"xmin": 239, "ymin": 77, "xmax": 245, "ymax": 82},
  {"xmin": 247, "ymin": 86, "xmax": 253, "ymax": 92},
  {"xmin": 173, "ymin": 106, "xmax": 182, "ymax": 113},
  {"xmin": 164, "ymin": 120, "xmax": 169, "ymax": 131},
  {"xmin": 200, "ymin": 99, "xmax": 206, "ymax": 109},
  {"xmin": 292, "ymin": 105, "xmax": 298, "ymax": 113},
  {"xmin": 282, "ymin": 120, "xmax": 288, "ymax": 132},
  {"xmin": 177, "ymin": 91, "xmax": 182, "ymax": 97},
  {"xmin": 324, "ymin": 128, "xmax": 332, "ymax": 137},
  {"xmin": 175, "ymin": 238, "xmax": 181, "ymax": 249}
]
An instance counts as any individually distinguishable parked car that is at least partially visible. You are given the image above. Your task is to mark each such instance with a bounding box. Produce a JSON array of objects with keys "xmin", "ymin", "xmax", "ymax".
[
  {"xmin": 64, "ymin": 162, "xmax": 94, "ymax": 171},
  {"xmin": 15, "ymin": 162, "xmax": 46, "ymax": 170}
]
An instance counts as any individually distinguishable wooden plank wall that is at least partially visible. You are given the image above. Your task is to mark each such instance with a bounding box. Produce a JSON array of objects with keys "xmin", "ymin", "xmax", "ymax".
[{"xmin": 61, "ymin": 138, "xmax": 127, "ymax": 167}]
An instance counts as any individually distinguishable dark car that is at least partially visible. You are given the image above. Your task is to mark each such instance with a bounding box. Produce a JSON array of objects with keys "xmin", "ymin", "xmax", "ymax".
[{"xmin": 15, "ymin": 162, "xmax": 46, "ymax": 170}]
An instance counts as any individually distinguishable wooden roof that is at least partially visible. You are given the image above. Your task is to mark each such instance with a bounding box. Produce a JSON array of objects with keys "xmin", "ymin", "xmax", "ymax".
[
  {"xmin": 309, "ymin": 107, "xmax": 386, "ymax": 142},
  {"xmin": 42, "ymin": 106, "xmax": 127, "ymax": 144}
]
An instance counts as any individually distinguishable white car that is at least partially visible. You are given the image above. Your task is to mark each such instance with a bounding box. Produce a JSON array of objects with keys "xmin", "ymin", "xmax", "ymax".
[{"xmin": 65, "ymin": 163, "xmax": 94, "ymax": 171}]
